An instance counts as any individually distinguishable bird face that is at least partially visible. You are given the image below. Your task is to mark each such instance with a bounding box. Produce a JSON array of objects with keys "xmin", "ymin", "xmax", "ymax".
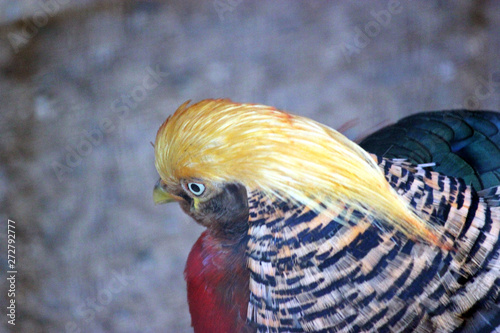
[{"xmin": 154, "ymin": 177, "xmax": 249, "ymax": 238}]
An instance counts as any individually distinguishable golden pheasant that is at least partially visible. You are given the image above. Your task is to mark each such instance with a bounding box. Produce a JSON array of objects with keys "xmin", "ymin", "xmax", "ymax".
[{"xmin": 153, "ymin": 99, "xmax": 500, "ymax": 332}]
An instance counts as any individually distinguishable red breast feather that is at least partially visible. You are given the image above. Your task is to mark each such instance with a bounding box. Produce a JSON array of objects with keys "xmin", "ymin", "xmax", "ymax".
[{"xmin": 185, "ymin": 230, "xmax": 254, "ymax": 333}]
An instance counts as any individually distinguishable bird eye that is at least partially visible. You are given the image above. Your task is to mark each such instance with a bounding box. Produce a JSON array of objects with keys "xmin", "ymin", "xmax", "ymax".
[{"xmin": 187, "ymin": 183, "xmax": 205, "ymax": 196}]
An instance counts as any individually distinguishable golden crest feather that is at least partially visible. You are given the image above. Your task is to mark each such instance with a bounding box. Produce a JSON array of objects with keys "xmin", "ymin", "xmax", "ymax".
[{"xmin": 155, "ymin": 99, "xmax": 440, "ymax": 245}]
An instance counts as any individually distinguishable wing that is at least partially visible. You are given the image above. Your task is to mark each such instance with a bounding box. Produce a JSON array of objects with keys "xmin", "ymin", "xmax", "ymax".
[
  {"xmin": 247, "ymin": 110, "xmax": 500, "ymax": 332},
  {"xmin": 359, "ymin": 110, "xmax": 500, "ymax": 190}
]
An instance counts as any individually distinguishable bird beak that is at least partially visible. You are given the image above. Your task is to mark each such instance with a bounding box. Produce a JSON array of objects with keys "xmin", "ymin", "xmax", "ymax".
[{"xmin": 153, "ymin": 178, "xmax": 181, "ymax": 204}]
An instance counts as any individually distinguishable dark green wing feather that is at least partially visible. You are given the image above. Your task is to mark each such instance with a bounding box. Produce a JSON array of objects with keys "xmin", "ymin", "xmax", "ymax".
[{"xmin": 359, "ymin": 110, "xmax": 500, "ymax": 190}]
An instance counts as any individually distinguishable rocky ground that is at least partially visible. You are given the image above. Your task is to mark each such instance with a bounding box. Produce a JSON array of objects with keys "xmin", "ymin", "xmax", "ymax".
[{"xmin": 0, "ymin": 0, "xmax": 499, "ymax": 332}]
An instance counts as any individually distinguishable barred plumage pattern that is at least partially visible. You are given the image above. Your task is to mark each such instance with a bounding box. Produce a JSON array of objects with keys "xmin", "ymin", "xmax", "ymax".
[{"xmin": 247, "ymin": 157, "xmax": 500, "ymax": 332}]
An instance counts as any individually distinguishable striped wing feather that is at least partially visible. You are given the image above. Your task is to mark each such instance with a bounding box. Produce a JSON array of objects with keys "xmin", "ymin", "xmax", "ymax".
[{"xmin": 247, "ymin": 110, "xmax": 500, "ymax": 332}]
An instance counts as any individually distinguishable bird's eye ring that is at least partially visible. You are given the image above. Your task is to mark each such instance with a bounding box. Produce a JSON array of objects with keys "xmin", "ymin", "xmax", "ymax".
[{"xmin": 187, "ymin": 183, "xmax": 205, "ymax": 196}]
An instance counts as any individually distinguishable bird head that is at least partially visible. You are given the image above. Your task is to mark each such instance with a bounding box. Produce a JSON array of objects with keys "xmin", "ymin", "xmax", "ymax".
[{"xmin": 154, "ymin": 99, "xmax": 440, "ymax": 244}]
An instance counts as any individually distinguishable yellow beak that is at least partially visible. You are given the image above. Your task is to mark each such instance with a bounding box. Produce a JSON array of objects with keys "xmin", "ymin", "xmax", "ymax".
[{"xmin": 153, "ymin": 179, "xmax": 181, "ymax": 204}]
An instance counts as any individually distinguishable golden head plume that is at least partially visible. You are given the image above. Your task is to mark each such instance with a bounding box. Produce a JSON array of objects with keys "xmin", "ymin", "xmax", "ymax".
[{"xmin": 155, "ymin": 99, "xmax": 439, "ymax": 244}]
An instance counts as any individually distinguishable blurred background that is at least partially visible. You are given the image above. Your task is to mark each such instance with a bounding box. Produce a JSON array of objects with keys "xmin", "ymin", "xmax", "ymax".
[{"xmin": 0, "ymin": 0, "xmax": 499, "ymax": 332}]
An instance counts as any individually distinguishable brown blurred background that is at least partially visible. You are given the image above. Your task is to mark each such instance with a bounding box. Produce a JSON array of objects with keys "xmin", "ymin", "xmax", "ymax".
[{"xmin": 0, "ymin": 1, "xmax": 499, "ymax": 332}]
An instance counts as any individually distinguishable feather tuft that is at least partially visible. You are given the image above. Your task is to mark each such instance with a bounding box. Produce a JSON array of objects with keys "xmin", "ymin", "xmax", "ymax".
[{"xmin": 155, "ymin": 99, "xmax": 441, "ymax": 245}]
